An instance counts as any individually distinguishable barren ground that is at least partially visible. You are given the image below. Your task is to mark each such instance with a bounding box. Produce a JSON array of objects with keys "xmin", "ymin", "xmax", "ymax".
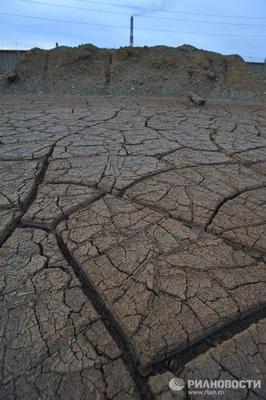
[
  {"xmin": 1, "ymin": 45, "xmax": 266, "ymax": 100},
  {"xmin": 0, "ymin": 95, "xmax": 266, "ymax": 400}
]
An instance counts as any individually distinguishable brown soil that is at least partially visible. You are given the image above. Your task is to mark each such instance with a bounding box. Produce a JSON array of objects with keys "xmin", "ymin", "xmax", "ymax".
[{"xmin": 0, "ymin": 44, "xmax": 265, "ymax": 100}]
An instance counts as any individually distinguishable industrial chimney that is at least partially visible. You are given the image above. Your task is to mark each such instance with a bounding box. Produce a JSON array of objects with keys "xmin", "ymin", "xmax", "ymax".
[{"xmin": 130, "ymin": 16, "xmax": 134, "ymax": 47}]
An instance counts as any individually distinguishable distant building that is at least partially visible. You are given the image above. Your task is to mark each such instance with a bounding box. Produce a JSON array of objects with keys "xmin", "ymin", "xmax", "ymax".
[
  {"xmin": 248, "ymin": 61, "xmax": 266, "ymax": 77},
  {"xmin": 0, "ymin": 50, "xmax": 27, "ymax": 74}
]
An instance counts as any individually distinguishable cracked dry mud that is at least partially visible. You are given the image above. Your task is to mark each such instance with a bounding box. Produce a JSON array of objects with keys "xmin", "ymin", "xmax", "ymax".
[{"xmin": 0, "ymin": 96, "xmax": 266, "ymax": 400}]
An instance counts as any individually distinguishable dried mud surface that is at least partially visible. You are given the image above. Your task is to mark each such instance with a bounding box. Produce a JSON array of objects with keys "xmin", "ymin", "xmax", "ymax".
[{"xmin": 0, "ymin": 95, "xmax": 266, "ymax": 399}]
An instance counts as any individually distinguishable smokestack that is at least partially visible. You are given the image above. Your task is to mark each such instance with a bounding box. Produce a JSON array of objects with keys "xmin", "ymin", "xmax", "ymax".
[{"xmin": 130, "ymin": 16, "xmax": 134, "ymax": 47}]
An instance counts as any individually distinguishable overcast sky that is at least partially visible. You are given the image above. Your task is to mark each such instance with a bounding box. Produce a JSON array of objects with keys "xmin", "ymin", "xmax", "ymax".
[{"xmin": 0, "ymin": 0, "xmax": 265, "ymax": 61}]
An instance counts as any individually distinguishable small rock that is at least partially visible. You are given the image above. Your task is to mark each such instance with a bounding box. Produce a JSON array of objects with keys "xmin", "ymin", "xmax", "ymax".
[
  {"xmin": 0, "ymin": 69, "xmax": 17, "ymax": 87},
  {"xmin": 5, "ymin": 69, "xmax": 17, "ymax": 82},
  {"xmin": 206, "ymin": 71, "xmax": 216, "ymax": 80},
  {"xmin": 189, "ymin": 91, "xmax": 205, "ymax": 105},
  {"xmin": 202, "ymin": 60, "xmax": 211, "ymax": 70}
]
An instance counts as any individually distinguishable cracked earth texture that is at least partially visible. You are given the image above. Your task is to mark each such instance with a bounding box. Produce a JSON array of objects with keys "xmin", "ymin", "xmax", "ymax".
[{"xmin": 0, "ymin": 96, "xmax": 266, "ymax": 400}]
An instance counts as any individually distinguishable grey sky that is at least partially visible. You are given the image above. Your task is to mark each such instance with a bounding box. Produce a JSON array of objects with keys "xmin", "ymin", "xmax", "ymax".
[{"xmin": 0, "ymin": 0, "xmax": 265, "ymax": 61}]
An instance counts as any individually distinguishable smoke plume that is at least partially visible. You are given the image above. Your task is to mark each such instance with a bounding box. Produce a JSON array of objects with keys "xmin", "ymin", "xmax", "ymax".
[{"xmin": 133, "ymin": 0, "xmax": 177, "ymax": 17}]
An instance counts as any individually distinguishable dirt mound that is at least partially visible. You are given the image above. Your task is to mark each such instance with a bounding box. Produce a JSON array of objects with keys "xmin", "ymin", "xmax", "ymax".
[
  {"xmin": 0, "ymin": 45, "xmax": 109, "ymax": 95},
  {"xmin": 1, "ymin": 44, "xmax": 265, "ymax": 100}
]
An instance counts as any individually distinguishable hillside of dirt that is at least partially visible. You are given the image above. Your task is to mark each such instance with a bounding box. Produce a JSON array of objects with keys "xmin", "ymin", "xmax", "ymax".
[{"xmin": 0, "ymin": 44, "xmax": 265, "ymax": 100}]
